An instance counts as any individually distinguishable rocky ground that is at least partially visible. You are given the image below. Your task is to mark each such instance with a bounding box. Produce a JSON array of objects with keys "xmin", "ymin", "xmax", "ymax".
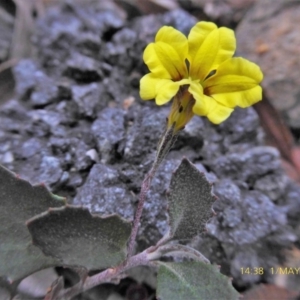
[{"xmin": 1, "ymin": 0, "xmax": 300, "ymax": 299}]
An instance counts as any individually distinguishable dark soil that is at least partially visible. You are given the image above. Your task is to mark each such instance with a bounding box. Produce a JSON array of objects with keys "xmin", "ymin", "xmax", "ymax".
[{"xmin": 1, "ymin": 1, "xmax": 300, "ymax": 298}]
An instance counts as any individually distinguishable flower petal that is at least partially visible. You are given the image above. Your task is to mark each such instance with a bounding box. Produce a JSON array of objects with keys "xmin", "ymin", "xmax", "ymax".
[
  {"xmin": 188, "ymin": 21, "xmax": 217, "ymax": 61},
  {"xmin": 143, "ymin": 26, "xmax": 188, "ymax": 80},
  {"xmin": 189, "ymin": 81, "xmax": 233, "ymax": 124},
  {"xmin": 143, "ymin": 43, "xmax": 170, "ymax": 79},
  {"xmin": 155, "ymin": 80, "xmax": 181, "ymax": 105},
  {"xmin": 188, "ymin": 22, "xmax": 236, "ymax": 80},
  {"xmin": 204, "ymin": 57, "xmax": 263, "ymax": 108},
  {"xmin": 140, "ymin": 73, "xmax": 157, "ymax": 100},
  {"xmin": 155, "ymin": 26, "xmax": 188, "ymax": 66},
  {"xmin": 206, "ymin": 101, "xmax": 234, "ymax": 124},
  {"xmin": 211, "ymin": 86, "xmax": 263, "ymax": 108},
  {"xmin": 140, "ymin": 73, "xmax": 180, "ymax": 105}
]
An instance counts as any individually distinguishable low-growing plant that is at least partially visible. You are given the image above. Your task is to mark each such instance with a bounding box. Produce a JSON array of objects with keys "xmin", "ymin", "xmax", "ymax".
[{"xmin": 0, "ymin": 21, "xmax": 262, "ymax": 299}]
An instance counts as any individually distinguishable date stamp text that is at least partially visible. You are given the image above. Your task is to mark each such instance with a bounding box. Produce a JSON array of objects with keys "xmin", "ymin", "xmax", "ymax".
[{"xmin": 240, "ymin": 267, "xmax": 300, "ymax": 275}]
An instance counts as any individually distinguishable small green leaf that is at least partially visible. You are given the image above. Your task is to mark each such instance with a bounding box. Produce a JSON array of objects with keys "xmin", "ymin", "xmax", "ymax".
[
  {"xmin": 0, "ymin": 164, "xmax": 65, "ymax": 283},
  {"xmin": 27, "ymin": 206, "xmax": 132, "ymax": 270},
  {"xmin": 157, "ymin": 261, "xmax": 239, "ymax": 300},
  {"xmin": 167, "ymin": 158, "xmax": 215, "ymax": 240}
]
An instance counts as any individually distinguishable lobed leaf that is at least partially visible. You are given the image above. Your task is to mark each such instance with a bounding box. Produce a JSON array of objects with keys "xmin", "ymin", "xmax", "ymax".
[
  {"xmin": 157, "ymin": 261, "xmax": 239, "ymax": 300},
  {"xmin": 167, "ymin": 158, "xmax": 215, "ymax": 240},
  {"xmin": 27, "ymin": 206, "xmax": 132, "ymax": 270},
  {"xmin": 0, "ymin": 164, "xmax": 65, "ymax": 283}
]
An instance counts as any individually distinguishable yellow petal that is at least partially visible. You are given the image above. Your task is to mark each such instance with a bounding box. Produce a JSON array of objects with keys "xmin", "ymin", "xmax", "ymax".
[
  {"xmin": 140, "ymin": 73, "xmax": 157, "ymax": 100},
  {"xmin": 210, "ymin": 86, "xmax": 263, "ymax": 108},
  {"xmin": 143, "ymin": 27, "xmax": 188, "ymax": 80},
  {"xmin": 155, "ymin": 42, "xmax": 188, "ymax": 80},
  {"xmin": 188, "ymin": 22, "xmax": 217, "ymax": 62},
  {"xmin": 143, "ymin": 43, "xmax": 170, "ymax": 79},
  {"xmin": 206, "ymin": 101, "xmax": 234, "ymax": 124},
  {"xmin": 155, "ymin": 79, "xmax": 181, "ymax": 105},
  {"xmin": 189, "ymin": 81, "xmax": 233, "ymax": 124},
  {"xmin": 155, "ymin": 26, "xmax": 188, "ymax": 67},
  {"xmin": 140, "ymin": 73, "xmax": 180, "ymax": 105},
  {"xmin": 188, "ymin": 22, "xmax": 236, "ymax": 80},
  {"xmin": 204, "ymin": 57, "xmax": 263, "ymax": 107}
]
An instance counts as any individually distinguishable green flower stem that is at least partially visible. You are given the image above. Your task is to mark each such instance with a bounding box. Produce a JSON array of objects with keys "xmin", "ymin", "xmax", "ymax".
[{"xmin": 127, "ymin": 124, "xmax": 178, "ymax": 258}]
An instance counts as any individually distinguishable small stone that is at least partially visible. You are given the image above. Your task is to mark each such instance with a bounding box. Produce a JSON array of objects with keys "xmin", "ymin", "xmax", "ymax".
[
  {"xmin": 54, "ymin": 100, "xmax": 78, "ymax": 126},
  {"xmin": 1, "ymin": 152, "xmax": 14, "ymax": 164},
  {"xmin": 211, "ymin": 146, "xmax": 280, "ymax": 182},
  {"xmin": 58, "ymin": 171, "xmax": 69, "ymax": 186},
  {"xmin": 24, "ymin": 119, "xmax": 50, "ymax": 138},
  {"xmin": 98, "ymin": 10, "xmax": 124, "ymax": 32},
  {"xmin": 39, "ymin": 156, "xmax": 63, "ymax": 187},
  {"xmin": 177, "ymin": 116, "xmax": 205, "ymax": 149},
  {"xmin": 0, "ymin": 100, "xmax": 29, "ymax": 134},
  {"xmin": 63, "ymin": 53, "xmax": 102, "ymax": 83},
  {"xmin": 30, "ymin": 73, "xmax": 58, "ymax": 107},
  {"xmin": 194, "ymin": 163, "xmax": 218, "ymax": 183},
  {"xmin": 67, "ymin": 137, "xmax": 93, "ymax": 171},
  {"xmin": 50, "ymin": 124, "xmax": 68, "ymax": 137},
  {"xmin": 71, "ymin": 83, "xmax": 107, "ymax": 118},
  {"xmin": 67, "ymin": 172, "xmax": 83, "ymax": 189},
  {"xmin": 0, "ymin": 116, "xmax": 25, "ymax": 133},
  {"xmin": 86, "ymin": 149, "xmax": 99, "ymax": 162},
  {"xmin": 18, "ymin": 138, "xmax": 44, "ymax": 159},
  {"xmin": 219, "ymin": 107, "xmax": 262, "ymax": 148},
  {"xmin": 64, "ymin": 152, "xmax": 73, "ymax": 166},
  {"xmin": 73, "ymin": 163, "xmax": 134, "ymax": 219},
  {"xmin": 102, "ymin": 68, "xmax": 131, "ymax": 105},
  {"xmin": 57, "ymin": 80, "xmax": 72, "ymax": 100},
  {"xmin": 104, "ymin": 28, "xmax": 137, "ymax": 71},
  {"xmin": 91, "ymin": 107, "xmax": 125, "ymax": 163},
  {"xmin": 254, "ymin": 171, "xmax": 288, "ymax": 202},
  {"xmin": 207, "ymin": 190, "xmax": 288, "ymax": 245},
  {"xmin": 213, "ymin": 179, "xmax": 242, "ymax": 209},
  {"xmin": 18, "ymin": 268, "xmax": 58, "ymax": 298},
  {"xmin": 27, "ymin": 109, "xmax": 62, "ymax": 128},
  {"xmin": 13, "ymin": 59, "xmax": 40, "ymax": 98},
  {"xmin": 282, "ymin": 182, "xmax": 300, "ymax": 218},
  {"xmin": 162, "ymin": 9, "xmax": 197, "ymax": 35},
  {"xmin": 124, "ymin": 105, "xmax": 166, "ymax": 164},
  {"xmin": 107, "ymin": 293, "xmax": 124, "ymax": 300},
  {"xmin": 75, "ymin": 32, "xmax": 101, "ymax": 56}
]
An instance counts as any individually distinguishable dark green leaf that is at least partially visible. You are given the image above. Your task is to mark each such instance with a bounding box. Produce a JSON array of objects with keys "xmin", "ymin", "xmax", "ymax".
[
  {"xmin": 0, "ymin": 164, "xmax": 65, "ymax": 283},
  {"xmin": 27, "ymin": 206, "xmax": 131, "ymax": 270},
  {"xmin": 157, "ymin": 261, "xmax": 239, "ymax": 300},
  {"xmin": 167, "ymin": 158, "xmax": 215, "ymax": 240}
]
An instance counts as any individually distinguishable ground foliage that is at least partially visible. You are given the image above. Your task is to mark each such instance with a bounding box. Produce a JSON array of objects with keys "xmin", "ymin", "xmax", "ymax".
[
  {"xmin": 0, "ymin": 164, "xmax": 65, "ymax": 284},
  {"xmin": 0, "ymin": 155, "xmax": 237, "ymax": 299},
  {"xmin": 27, "ymin": 206, "xmax": 132, "ymax": 270}
]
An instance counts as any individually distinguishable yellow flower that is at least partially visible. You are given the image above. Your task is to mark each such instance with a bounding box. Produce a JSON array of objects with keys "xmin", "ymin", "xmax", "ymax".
[{"xmin": 140, "ymin": 21, "xmax": 263, "ymax": 131}]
